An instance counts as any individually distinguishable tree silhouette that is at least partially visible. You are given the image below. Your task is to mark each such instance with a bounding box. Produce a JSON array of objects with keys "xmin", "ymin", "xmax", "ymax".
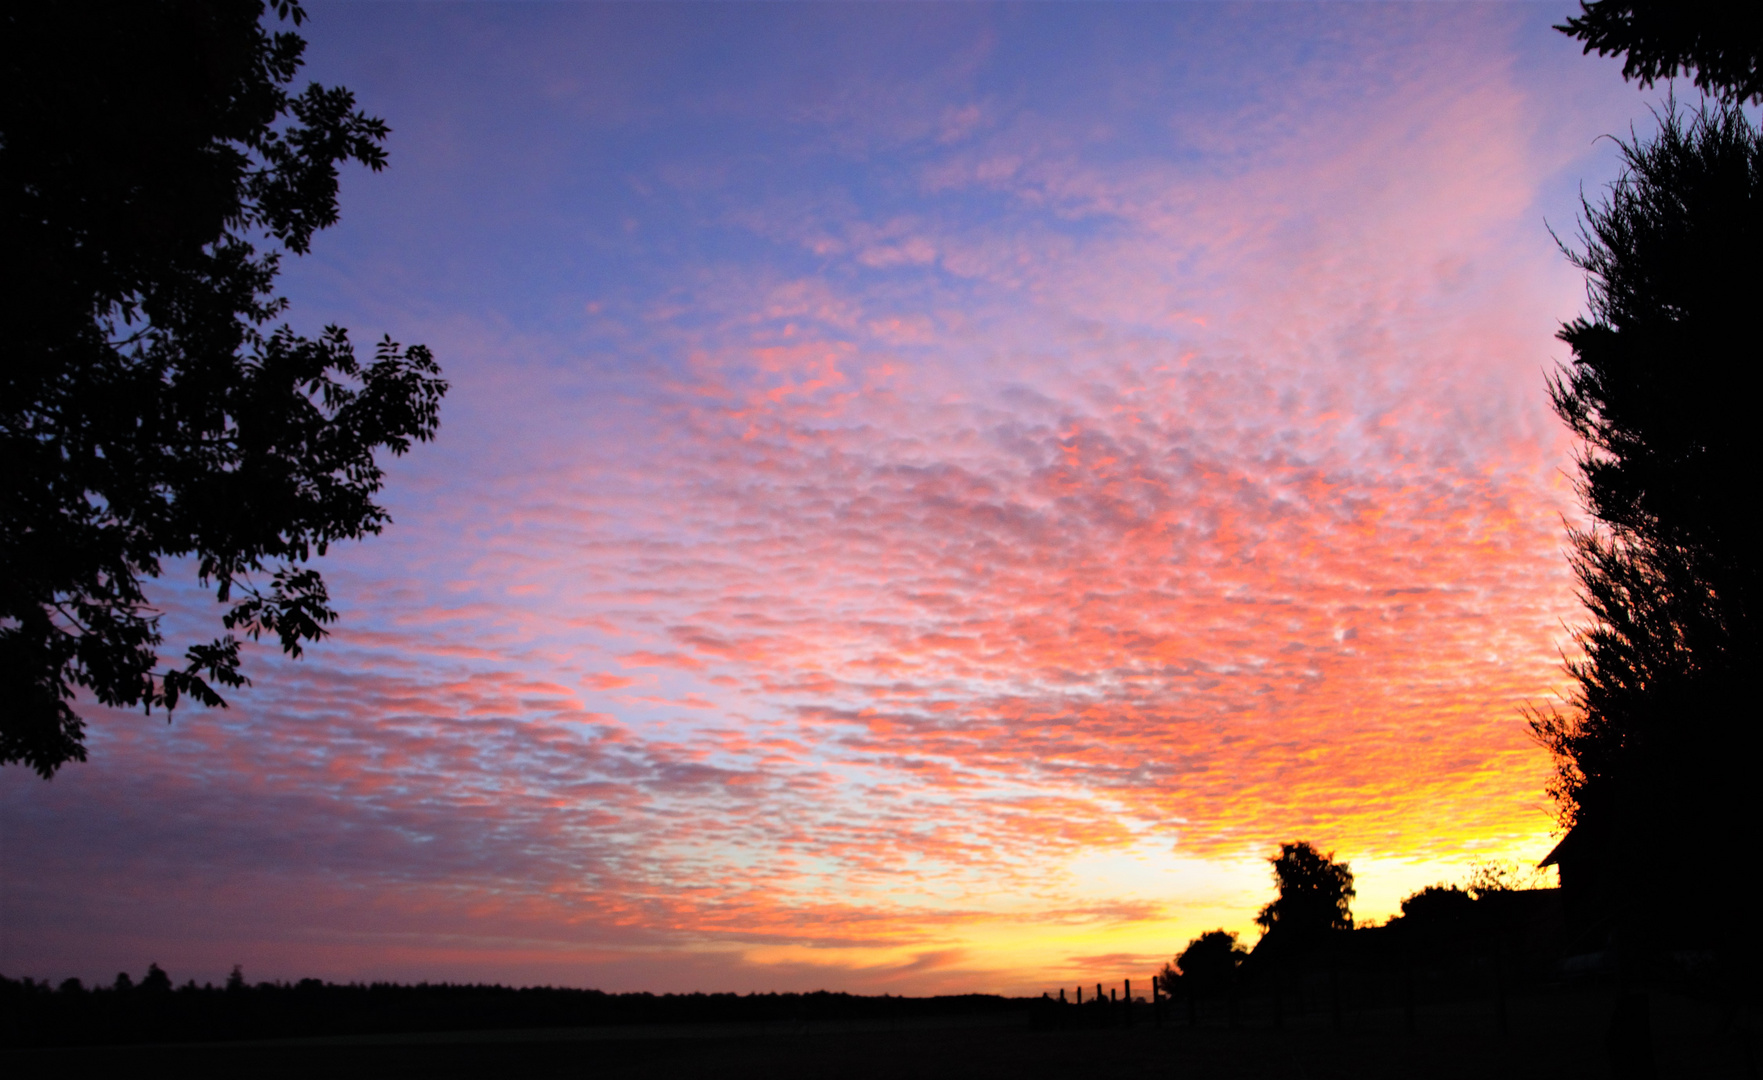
[
  {"xmin": 1534, "ymin": 101, "xmax": 1760, "ymax": 956},
  {"xmin": 1255, "ymin": 842, "xmax": 1354, "ymax": 938},
  {"xmin": 1, "ymin": 1, "xmax": 446, "ymax": 776},
  {"xmin": 140, "ymin": 963, "xmax": 172, "ymax": 993},
  {"xmin": 1557, "ymin": 2, "xmax": 1763, "ymax": 104}
]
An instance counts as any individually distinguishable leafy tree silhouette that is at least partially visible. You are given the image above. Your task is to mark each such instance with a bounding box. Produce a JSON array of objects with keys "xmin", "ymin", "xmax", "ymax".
[
  {"xmin": 1, "ymin": 1, "xmax": 446, "ymax": 776},
  {"xmin": 1255, "ymin": 842, "xmax": 1355, "ymax": 940}
]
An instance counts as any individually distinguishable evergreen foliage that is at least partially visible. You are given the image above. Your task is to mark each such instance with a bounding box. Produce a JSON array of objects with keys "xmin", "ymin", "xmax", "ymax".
[
  {"xmin": 1534, "ymin": 102, "xmax": 1761, "ymax": 951},
  {"xmin": 1557, "ymin": 1, "xmax": 1763, "ymax": 104}
]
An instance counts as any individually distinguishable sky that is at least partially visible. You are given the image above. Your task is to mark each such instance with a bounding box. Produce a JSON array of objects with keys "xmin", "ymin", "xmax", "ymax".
[{"xmin": 1, "ymin": 2, "xmax": 1666, "ymax": 996}]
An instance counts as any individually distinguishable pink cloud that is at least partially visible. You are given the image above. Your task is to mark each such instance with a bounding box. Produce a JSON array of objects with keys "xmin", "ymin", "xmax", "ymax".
[
  {"xmin": 617, "ymin": 650, "xmax": 709, "ymax": 671},
  {"xmin": 583, "ymin": 672, "xmax": 638, "ymax": 691}
]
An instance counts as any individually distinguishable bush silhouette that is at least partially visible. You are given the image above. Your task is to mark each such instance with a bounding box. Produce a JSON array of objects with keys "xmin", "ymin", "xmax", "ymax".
[{"xmin": 1168, "ymin": 930, "xmax": 1247, "ymax": 999}]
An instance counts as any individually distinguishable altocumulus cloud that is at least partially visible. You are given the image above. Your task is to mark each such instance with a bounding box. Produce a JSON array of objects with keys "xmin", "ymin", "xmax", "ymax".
[{"xmin": 0, "ymin": 2, "xmax": 1649, "ymax": 993}]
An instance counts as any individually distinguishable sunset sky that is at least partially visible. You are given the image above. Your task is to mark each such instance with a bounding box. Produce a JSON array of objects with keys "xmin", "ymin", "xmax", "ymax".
[{"xmin": 1, "ymin": 2, "xmax": 1663, "ymax": 996}]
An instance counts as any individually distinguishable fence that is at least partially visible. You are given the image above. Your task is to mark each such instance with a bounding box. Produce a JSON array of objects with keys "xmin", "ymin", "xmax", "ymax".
[{"xmin": 1031, "ymin": 943, "xmax": 1561, "ymax": 1035}]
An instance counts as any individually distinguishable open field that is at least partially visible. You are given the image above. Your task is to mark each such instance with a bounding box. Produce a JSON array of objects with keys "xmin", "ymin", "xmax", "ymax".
[{"xmin": 5, "ymin": 988, "xmax": 1755, "ymax": 1079}]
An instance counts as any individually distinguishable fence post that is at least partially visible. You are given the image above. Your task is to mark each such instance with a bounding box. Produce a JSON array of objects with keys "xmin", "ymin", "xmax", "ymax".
[
  {"xmin": 1152, "ymin": 977, "xmax": 1161, "ymax": 1028},
  {"xmin": 1124, "ymin": 979, "xmax": 1132, "ymax": 1027}
]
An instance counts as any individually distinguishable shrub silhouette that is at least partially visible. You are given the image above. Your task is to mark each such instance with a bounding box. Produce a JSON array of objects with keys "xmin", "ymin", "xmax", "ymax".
[
  {"xmin": 1168, "ymin": 930, "xmax": 1247, "ymax": 999},
  {"xmin": 1398, "ymin": 884, "xmax": 1475, "ymax": 925}
]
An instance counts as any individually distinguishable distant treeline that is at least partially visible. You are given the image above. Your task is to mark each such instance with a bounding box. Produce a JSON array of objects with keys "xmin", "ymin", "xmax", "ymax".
[{"xmin": 0, "ymin": 972, "xmax": 1025, "ymax": 1049}]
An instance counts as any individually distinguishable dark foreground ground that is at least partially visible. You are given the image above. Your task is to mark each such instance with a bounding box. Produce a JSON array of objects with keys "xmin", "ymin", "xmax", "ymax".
[{"xmin": 5, "ymin": 987, "xmax": 1756, "ymax": 1079}]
